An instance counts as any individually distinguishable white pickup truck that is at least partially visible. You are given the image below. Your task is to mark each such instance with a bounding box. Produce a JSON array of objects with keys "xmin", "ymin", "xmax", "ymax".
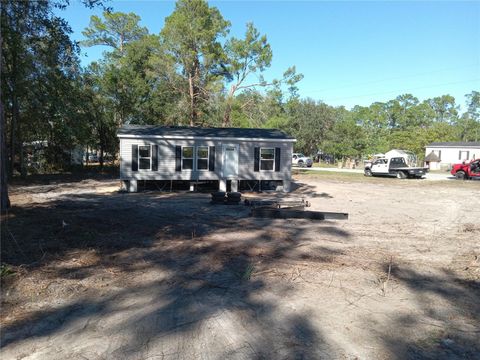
[
  {"xmin": 364, "ymin": 156, "xmax": 428, "ymax": 179},
  {"xmin": 292, "ymin": 153, "xmax": 313, "ymax": 167}
]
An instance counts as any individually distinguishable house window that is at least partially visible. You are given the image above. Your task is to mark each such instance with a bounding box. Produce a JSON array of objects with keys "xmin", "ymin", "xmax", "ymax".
[
  {"xmin": 182, "ymin": 146, "xmax": 194, "ymax": 170},
  {"xmin": 459, "ymin": 150, "xmax": 469, "ymax": 160},
  {"xmin": 260, "ymin": 148, "xmax": 275, "ymax": 170},
  {"xmin": 197, "ymin": 146, "xmax": 209, "ymax": 170},
  {"xmin": 139, "ymin": 145, "xmax": 151, "ymax": 170}
]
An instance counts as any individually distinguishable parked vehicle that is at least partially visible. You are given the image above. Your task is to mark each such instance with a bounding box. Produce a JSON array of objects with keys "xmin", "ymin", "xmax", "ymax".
[
  {"xmin": 363, "ymin": 153, "xmax": 385, "ymax": 169},
  {"xmin": 84, "ymin": 153, "xmax": 99, "ymax": 163},
  {"xmin": 364, "ymin": 156, "xmax": 429, "ymax": 179},
  {"xmin": 292, "ymin": 153, "xmax": 313, "ymax": 167},
  {"xmin": 450, "ymin": 159, "xmax": 480, "ymax": 180}
]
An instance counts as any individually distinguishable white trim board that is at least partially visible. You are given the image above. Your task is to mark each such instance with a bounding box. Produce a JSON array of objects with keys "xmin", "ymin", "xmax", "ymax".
[
  {"xmin": 117, "ymin": 134, "xmax": 296, "ymax": 142},
  {"xmin": 426, "ymin": 145, "xmax": 480, "ymax": 148}
]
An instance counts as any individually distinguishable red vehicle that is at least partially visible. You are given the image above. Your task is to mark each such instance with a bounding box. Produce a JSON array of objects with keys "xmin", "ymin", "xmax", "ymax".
[{"xmin": 450, "ymin": 159, "xmax": 480, "ymax": 180}]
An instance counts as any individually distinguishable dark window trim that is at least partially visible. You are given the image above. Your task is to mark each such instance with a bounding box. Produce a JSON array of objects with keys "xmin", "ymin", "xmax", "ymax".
[
  {"xmin": 175, "ymin": 146, "xmax": 182, "ymax": 172},
  {"xmin": 209, "ymin": 146, "xmax": 215, "ymax": 171},
  {"xmin": 274, "ymin": 147, "xmax": 281, "ymax": 172},
  {"xmin": 152, "ymin": 145, "xmax": 158, "ymax": 171},
  {"xmin": 132, "ymin": 144, "xmax": 138, "ymax": 172}
]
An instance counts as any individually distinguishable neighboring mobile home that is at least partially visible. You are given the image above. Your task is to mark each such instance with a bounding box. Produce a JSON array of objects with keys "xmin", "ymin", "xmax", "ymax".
[
  {"xmin": 117, "ymin": 125, "xmax": 295, "ymax": 192},
  {"xmin": 424, "ymin": 142, "xmax": 480, "ymax": 170}
]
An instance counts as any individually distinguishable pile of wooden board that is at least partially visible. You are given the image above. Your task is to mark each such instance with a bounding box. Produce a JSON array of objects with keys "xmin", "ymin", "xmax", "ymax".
[{"xmin": 244, "ymin": 197, "xmax": 348, "ymax": 220}]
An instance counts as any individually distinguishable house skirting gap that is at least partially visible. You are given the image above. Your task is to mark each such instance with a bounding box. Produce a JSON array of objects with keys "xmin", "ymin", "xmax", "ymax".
[{"xmin": 121, "ymin": 179, "xmax": 290, "ymax": 193}]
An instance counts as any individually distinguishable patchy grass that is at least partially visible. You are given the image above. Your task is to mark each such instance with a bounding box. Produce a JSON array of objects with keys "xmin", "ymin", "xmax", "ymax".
[
  {"xmin": 293, "ymin": 169, "xmax": 387, "ymax": 183},
  {"xmin": 1, "ymin": 264, "xmax": 15, "ymax": 278},
  {"xmin": 311, "ymin": 163, "xmax": 338, "ymax": 168},
  {"xmin": 293, "ymin": 169, "xmax": 362, "ymax": 178},
  {"xmin": 293, "ymin": 169, "xmax": 480, "ymax": 188}
]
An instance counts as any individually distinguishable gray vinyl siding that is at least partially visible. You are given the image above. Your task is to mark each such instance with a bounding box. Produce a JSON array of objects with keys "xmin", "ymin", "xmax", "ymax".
[
  {"xmin": 119, "ymin": 137, "xmax": 293, "ymax": 181},
  {"xmin": 238, "ymin": 141, "xmax": 292, "ymax": 180}
]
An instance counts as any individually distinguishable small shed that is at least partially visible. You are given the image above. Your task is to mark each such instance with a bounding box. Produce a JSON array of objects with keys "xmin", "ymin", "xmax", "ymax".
[
  {"xmin": 117, "ymin": 125, "xmax": 296, "ymax": 192},
  {"xmin": 424, "ymin": 151, "xmax": 440, "ymax": 169},
  {"xmin": 385, "ymin": 149, "xmax": 417, "ymax": 167}
]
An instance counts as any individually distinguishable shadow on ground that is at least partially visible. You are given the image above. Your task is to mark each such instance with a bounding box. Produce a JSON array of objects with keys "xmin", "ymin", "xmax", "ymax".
[
  {"xmin": 290, "ymin": 181, "xmax": 333, "ymax": 198},
  {"xmin": 1, "ymin": 189, "xmax": 349, "ymax": 358},
  {"xmin": 380, "ymin": 267, "xmax": 480, "ymax": 360}
]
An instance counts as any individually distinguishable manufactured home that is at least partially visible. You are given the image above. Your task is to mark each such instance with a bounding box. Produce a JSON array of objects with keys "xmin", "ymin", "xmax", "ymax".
[
  {"xmin": 424, "ymin": 142, "xmax": 480, "ymax": 170},
  {"xmin": 117, "ymin": 125, "xmax": 295, "ymax": 192}
]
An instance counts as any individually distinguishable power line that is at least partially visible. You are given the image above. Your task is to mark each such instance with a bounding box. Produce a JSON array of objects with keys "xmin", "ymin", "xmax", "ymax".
[
  {"xmin": 318, "ymin": 78, "xmax": 480, "ymax": 102},
  {"xmin": 301, "ymin": 63, "xmax": 480, "ymax": 94}
]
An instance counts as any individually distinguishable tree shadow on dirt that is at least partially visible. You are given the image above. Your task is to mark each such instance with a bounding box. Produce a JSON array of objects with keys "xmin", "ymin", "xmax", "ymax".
[
  {"xmin": 1, "ymin": 190, "xmax": 350, "ymax": 358},
  {"xmin": 290, "ymin": 181, "xmax": 333, "ymax": 198},
  {"xmin": 380, "ymin": 266, "xmax": 480, "ymax": 359}
]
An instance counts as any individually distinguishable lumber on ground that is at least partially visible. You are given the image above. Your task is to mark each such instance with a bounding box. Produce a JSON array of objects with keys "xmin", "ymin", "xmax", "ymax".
[{"xmin": 250, "ymin": 207, "xmax": 348, "ymax": 220}]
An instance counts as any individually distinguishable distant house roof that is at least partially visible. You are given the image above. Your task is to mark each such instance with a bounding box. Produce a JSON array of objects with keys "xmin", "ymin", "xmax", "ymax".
[
  {"xmin": 385, "ymin": 149, "xmax": 410, "ymax": 155},
  {"xmin": 117, "ymin": 125, "xmax": 295, "ymax": 141},
  {"xmin": 426, "ymin": 142, "xmax": 480, "ymax": 148},
  {"xmin": 425, "ymin": 151, "xmax": 440, "ymax": 162}
]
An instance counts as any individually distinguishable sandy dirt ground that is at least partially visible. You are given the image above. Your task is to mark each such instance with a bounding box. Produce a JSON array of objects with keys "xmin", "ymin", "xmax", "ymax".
[{"xmin": 1, "ymin": 174, "xmax": 479, "ymax": 359}]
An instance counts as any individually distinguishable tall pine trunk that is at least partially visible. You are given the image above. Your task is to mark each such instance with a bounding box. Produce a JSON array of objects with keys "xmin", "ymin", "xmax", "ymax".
[
  {"xmin": 0, "ymin": 4, "xmax": 10, "ymax": 210},
  {"xmin": 188, "ymin": 57, "xmax": 201, "ymax": 127},
  {"xmin": 99, "ymin": 147, "xmax": 104, "ymax": 168},
  {"xmin": 222, "ymin": 101, "xmax": 232, "ymax": 128},
  {"xmin": 188, "ymin": 74, "xmax": 197, "ymax": 127},
  {"xmin": 10, "ymin": 91, "xmax": 18, "ymax": 176},
  {"xmin": 0, "ymin": 103, "xmax": 9, "ymax": 211},
  {"xmin": 99, "ymin": 126, "xmax": 104, "ymax": 169},
  {"xmin": 222, "ymin": 85, "xmax": 236, "ymax": 127}
]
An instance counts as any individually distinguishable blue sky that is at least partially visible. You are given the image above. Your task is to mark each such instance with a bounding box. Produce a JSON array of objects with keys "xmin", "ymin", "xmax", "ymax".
[{"xmin": 59, "ymin": 0, "xmax": 479, "ymax": 110}]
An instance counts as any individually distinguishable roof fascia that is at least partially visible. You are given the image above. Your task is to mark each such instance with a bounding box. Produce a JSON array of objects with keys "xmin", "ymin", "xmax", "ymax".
[
  {"xmin": 425, "ymin": 145, "xmax": 480, "ymax": 148},
  {"xmin": 117, "ymin": 134, "xmax": 296, "ymax": 142}
]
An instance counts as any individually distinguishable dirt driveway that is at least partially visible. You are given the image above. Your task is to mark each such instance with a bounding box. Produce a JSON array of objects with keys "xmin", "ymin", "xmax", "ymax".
[{"xmin": 1, "ymin": 174, "xmax": 479, "ymax": 359}]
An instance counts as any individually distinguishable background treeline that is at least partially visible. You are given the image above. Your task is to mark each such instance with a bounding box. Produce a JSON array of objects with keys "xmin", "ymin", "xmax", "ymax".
[{"xmin": 1, "ymin": 0, "xmax": 479, "ymax": 179}]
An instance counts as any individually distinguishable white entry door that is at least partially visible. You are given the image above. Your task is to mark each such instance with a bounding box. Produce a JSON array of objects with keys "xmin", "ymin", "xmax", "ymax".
[{"xmin": 222, "ymin": 144, "xmax": 239, "ymax": 178}]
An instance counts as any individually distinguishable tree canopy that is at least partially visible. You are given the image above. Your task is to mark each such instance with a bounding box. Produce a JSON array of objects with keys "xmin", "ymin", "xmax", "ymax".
[{"xmin": 1, "ymin": 0, "xmax": 479, "ymax": 212}]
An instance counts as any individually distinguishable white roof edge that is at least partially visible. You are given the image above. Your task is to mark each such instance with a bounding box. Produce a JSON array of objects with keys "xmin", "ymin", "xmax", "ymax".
[
  {"xmin": 425, "ymin": 145, "xmax": 480, "ymax": 148},
  {"xmin": 117, "ymin": 134, "xmax": 296, "ymax": 142}
]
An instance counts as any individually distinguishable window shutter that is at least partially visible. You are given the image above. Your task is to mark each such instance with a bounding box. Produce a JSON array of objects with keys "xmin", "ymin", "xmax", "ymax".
[
  {"xmin": 175, "ymin": 146, "xmax": 182, "ymax": 172},
  {"xmin": 209, "ymin": 146, "xmax": 215, "ymax": 171},
  {"xmin": 152, "ymin": 145, "xmax": 158, "ymax": 171},
  {"xmin": 459, "ymin": 151, "xmax": 461, "ymax": 160},
  {"xmin": 467, "ymin": 151, "xmax": 470, "ymax": 160},
  {"xmin": 132, "ymin": 145, "xmax": 138, "ymax": 171},
  {"xmin": 438, "ymin": 150, "xmax": 441, "ymax": 161},
  {"xmin": 254, "ymin": 147, "xmax": 260, "ymax": 172},
  {"xmin": 275, "ymin": 147, "xmax": 281, "ymax": 172}
]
